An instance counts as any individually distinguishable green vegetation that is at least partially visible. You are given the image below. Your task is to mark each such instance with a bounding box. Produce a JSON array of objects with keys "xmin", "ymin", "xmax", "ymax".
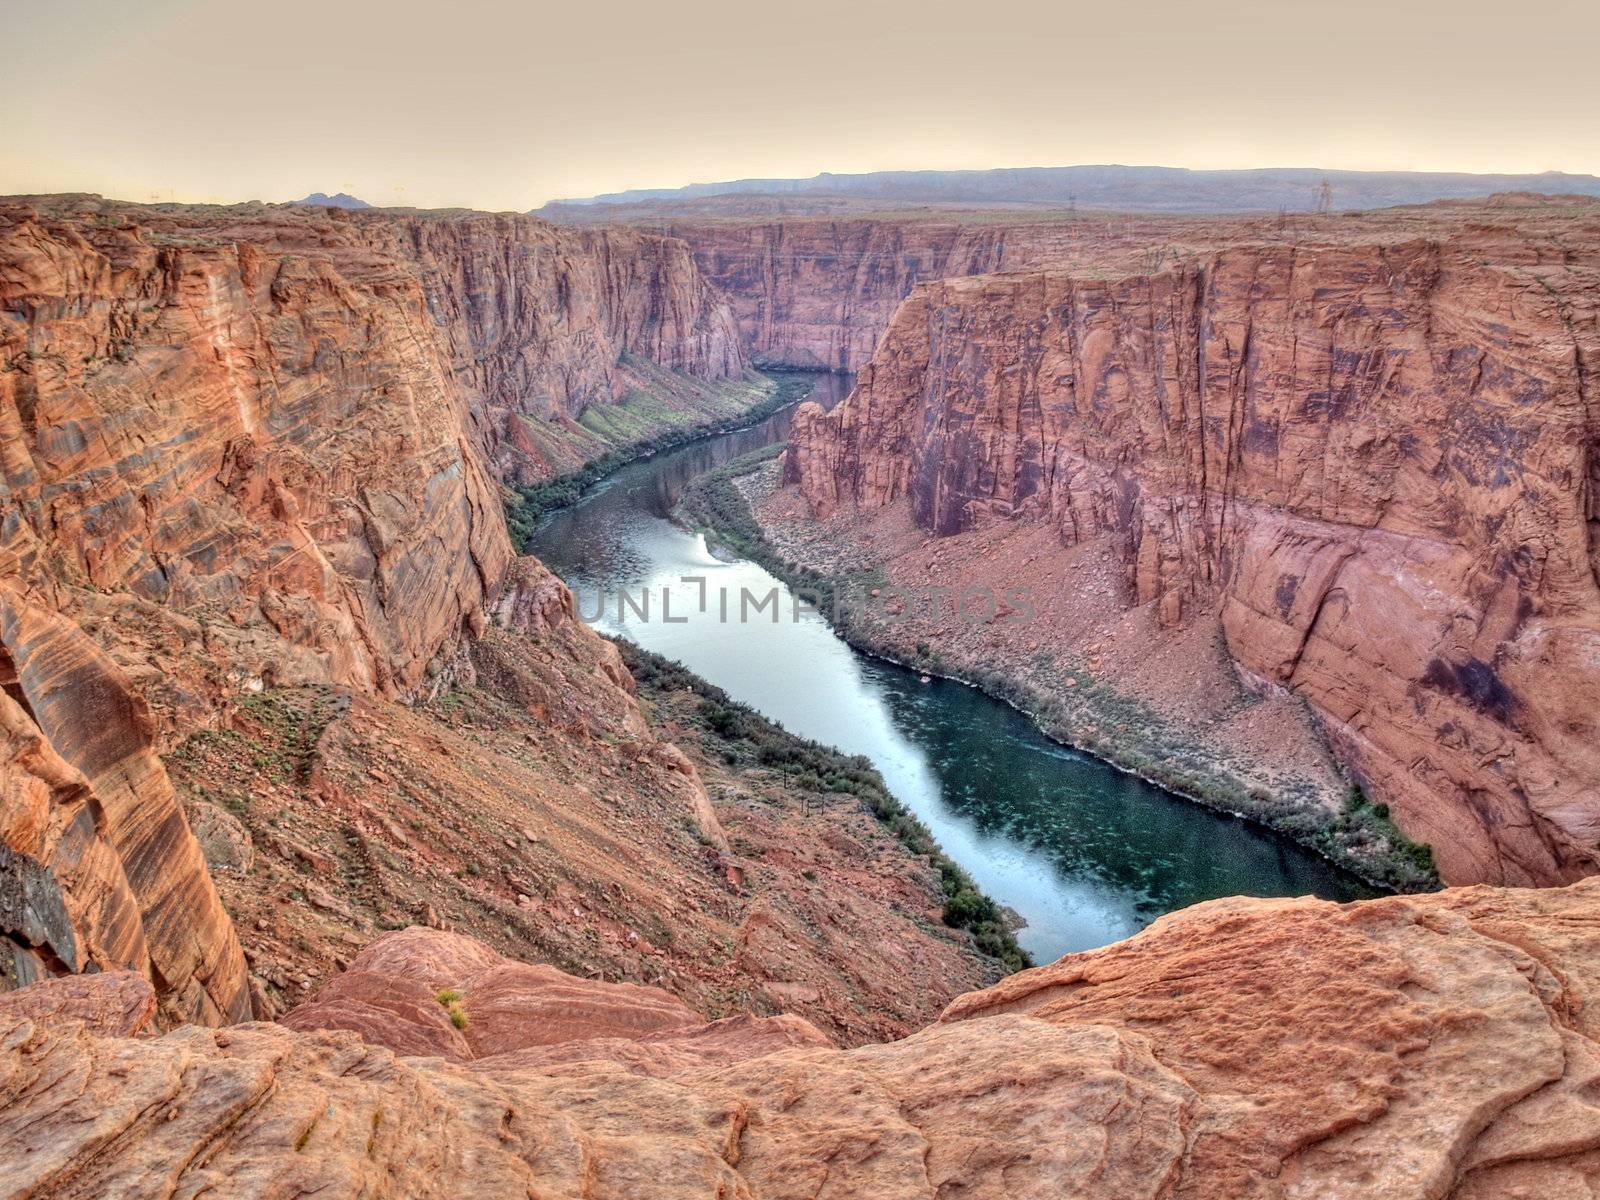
[
  {"xmin": 675, "ymin": 445, "xmax": 876, "ymax": 627},
  {"xmin": 166, "ymin": 686, "xmax": 339, "ymax": 812},
  {"xmin": 674, "ymin": 445, "xmax": 784, "ymax": 559},
  {"xmin": 1336, "ymin": 786, "xmax": 1436, "ymax": 876},
  {"xmin": 435, "ymin": 988, "xmax": 469, "ymax": 1030},
  {"xmin": 504, "ymin": 370, "xmax": 818, "ymax": 549},
  {"xmin": 618, "ymin": 639, "xmax": 1031, "ymax": 973}
]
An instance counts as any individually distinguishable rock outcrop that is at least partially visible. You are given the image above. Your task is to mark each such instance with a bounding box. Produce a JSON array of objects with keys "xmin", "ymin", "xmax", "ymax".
[
  {"xmin": 10, "ymin": 884, "xmax": 1600, "ymax": 1197},
  {"xmin": 0, "ymin": 196, "xmax": 746, "ymax": 1018},
  {"xmin": 786, "ymin": 212, "xmax": 1600, "ymax": 888}
]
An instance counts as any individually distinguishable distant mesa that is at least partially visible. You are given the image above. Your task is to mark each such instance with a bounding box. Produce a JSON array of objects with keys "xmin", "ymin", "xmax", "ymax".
[
  {"xmin": 536, "ymin": 163, "xmax": 1600, "ymax": 219},
  {"xmin": 292, "ymin": 191, "xmax": 372, "ymax": 209}
]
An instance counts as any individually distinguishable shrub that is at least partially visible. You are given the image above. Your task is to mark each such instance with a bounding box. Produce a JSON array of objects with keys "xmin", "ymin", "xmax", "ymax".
[{"xmin": 435, "ymin": 988, "xmax": 469, "ymax": 1030}]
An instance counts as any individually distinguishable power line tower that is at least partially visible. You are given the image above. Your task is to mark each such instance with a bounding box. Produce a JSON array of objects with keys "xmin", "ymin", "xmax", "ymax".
[{"xmin": 1316, "ymin": 178, "xmax": 1334, "ymax": 216}]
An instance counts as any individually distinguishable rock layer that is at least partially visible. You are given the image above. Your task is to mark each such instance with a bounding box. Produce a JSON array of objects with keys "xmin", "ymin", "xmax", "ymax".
[
  {"xmin": 0, "ymin": 197, "xmax": 745, "ymax": 1017},
  {"xmin": 786, "ymin": 214, "xmax": 1600, "ymax": 888},
  {"xmin": 357, "ymin": 210, "xmax": 746, "ymax": 482},
  {"xmin": 9, "ymin": 885, "xmax": 1600, "ymax": 1197}
]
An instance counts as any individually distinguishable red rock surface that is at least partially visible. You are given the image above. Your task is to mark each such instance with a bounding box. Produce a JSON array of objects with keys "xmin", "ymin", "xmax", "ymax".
[
  {"xmin": 621, "ymin": 212, "xmax": 1297, "ymax": 370},
  {"xmin": 0, "ymin": 969, "xmax": 153, "ymax": 1037},
  {"xmin": 280, "ymin": 926, "xmax": 828, "ymax": 1065},
  {"xmin": 163, "ymin": 581, "xmax": 999, "ymax": 1043},
  {"xmin": 9, "ymin": 887, "xmax": 1600, "ymax": 1197},
  {"xmin": 653, "ymin": 218, "xmax": 1030, "ymax": 369},
  {"xmin": 0, "ymin": 197, "xmax": 744, "ymax": 1020},
  {"xmin": 786, "ymin": 207, "xmax": 1600, "ymax": 888},
  {"xmin": 353, "ymin": 209, "xmax": 746, "ymax": 483}
]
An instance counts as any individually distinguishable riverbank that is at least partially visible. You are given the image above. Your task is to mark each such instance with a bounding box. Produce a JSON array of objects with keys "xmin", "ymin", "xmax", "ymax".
[
  {"xmin": 505, "ymin": 368, "xmax": 821, "ymax": 547},
  {"xmin": 675, "ymin": 450, "xmax": 1438, "ymax": 894},
  {"xmin": 617, "ymin": 640, "xmax": 1031, "ymax": 972}
]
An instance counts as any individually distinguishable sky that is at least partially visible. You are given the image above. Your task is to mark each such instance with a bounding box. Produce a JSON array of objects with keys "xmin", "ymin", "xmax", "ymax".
[{"xmin": 4, "ymin": 0, "xmax": 1598, "ymax": 211}]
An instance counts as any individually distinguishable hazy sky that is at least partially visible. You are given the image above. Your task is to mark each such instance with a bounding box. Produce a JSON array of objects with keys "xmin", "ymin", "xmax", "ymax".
[{"xmin": 4, "ymin": 0, "xmax": 1598, "ymax": 210}]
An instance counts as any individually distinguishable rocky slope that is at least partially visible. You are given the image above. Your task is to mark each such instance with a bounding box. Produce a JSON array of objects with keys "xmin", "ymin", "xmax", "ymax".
[
  {"xmin": 8, "ymin": 881, "xmax": 1600, "ymax": 1197},
  {"xmin": 783, "ymin": 204, "xmax": 1600, "ymax": 888},
  {"xmin": 163, "ymin": 558, "xmax": 1000, "ymax": 1042},
  {"xmin": 0, "ymin": 196, "xmax": 745, "ymax": 1021}
]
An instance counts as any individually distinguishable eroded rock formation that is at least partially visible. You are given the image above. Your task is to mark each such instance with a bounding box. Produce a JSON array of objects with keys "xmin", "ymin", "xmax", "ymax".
[
  {"xmin": 0, "ymin": 196, "xmax": 745, "ymax": 1017},
  {"xmin": 355, "ymin": 211, "xmax": 746, "ymax": 482},
  {"xmin": 786, "ymin": 214, "xmax": 1600, "ymax": 888},
  {"xmin": 8, "ymin": 884, "xmax": 1600, "ymax": 1197},
  {"xmin": 612, "ymin": 213, "xmax": 1258, "ymax": 371}
]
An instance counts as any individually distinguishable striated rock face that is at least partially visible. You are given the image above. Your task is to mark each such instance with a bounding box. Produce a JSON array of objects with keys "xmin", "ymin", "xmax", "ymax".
[
  {"xmin": 646, "ymin": 219, "xmax": 1038, "ymax": 370},
  {"xmin": 10, "ymin": 885, "xmax": 1600, "ymax": 1197},
  {"xmin": 0, "ymin": 594, "xmax": 251, "ymax": 1024},
  {"xmin": 787, "ymin": 221, "xmax": 1600, "ymax": 888},
  {"xmin": 627, "ymin": 214, "xmax": 1236, "ymax": 372},
  {"xmin": 355, "ymin": 212, "xmax": 745, "ymax": 482},
  {"xmin": 0, "ymin": 196, "xmax": 745, "ymax": 1018}
]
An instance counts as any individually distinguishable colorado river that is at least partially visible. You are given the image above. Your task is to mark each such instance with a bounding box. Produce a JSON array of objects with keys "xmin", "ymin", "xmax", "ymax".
[{"xmin": 528, "ymin": 372, "xmax": 1373, "ymax": 962}]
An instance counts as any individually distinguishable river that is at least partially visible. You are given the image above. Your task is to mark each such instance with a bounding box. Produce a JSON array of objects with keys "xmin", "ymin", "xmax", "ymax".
[{"xmin": 527, "ymin": 371, "xmax": 1372, "ymax": 963}]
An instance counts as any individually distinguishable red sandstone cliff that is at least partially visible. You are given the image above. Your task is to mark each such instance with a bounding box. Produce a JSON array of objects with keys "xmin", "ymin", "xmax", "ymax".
[
  {"xmin": 645, "ymin": 218, "xmax": 1037, "ymax": 369},
  {"xmin": 786, "ymin": 218, "xmax": 1600, "ymax": 888},
  {"xmin": 356, "ymin": 212, "xmax": 746, "ymax": 481},
  {"xmin": 0, "ymin": 197, "xmax": 744, "ymax": 1019},
  {"xmin": 632, "ymin": 214, "xmax": 1235, "ymax": 371}
]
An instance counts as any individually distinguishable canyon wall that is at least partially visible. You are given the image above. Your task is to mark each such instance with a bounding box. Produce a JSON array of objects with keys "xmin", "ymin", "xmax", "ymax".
[
  {"xmin": 359, "ymin": 213, "xmax": 746, "ymax": 482},
  {"xmin": 638, "ymin": 214, "xmax": 1319, "ymax": 372},
  {"xmin": 646, "ymin": 218, "xmax": 1055, "ymax": 370},
  {"xmin": 786, "ymin": 224, "xmax": 1600, "ymax": 887},
  {"xmin": 0, "ymin": 197, "xmax": 745, "ymax": 1018}
]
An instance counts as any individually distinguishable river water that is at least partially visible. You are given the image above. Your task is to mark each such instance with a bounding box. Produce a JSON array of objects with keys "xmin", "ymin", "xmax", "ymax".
[{"xmin": 528, "ymin": 372, "xmax": 1372, "ymax": 963}]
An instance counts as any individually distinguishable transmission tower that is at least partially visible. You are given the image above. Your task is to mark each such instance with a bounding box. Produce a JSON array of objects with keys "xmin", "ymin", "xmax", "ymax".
[{"xmin": 1316, "ymin": 178, "xmax": 1334, "ymax": 216}]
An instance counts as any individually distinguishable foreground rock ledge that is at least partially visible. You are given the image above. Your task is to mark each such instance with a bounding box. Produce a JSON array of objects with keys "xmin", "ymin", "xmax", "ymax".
[{"xmin": 6, "ymin": 882, "xmax": 1600, "ymax": 1198}]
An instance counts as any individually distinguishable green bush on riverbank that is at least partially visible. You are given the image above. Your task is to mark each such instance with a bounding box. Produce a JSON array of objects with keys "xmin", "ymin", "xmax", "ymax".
[{"xmin": 617, "ymin": 639, "xmax": 1033, "ymax": 973}]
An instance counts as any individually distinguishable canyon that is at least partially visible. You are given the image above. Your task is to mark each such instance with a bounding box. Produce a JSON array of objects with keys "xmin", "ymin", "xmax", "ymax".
[
  {"xmin": 0, "ymin": 196, "xmax": 993, "ymax": 1033},
  {"xmin": 4, "ymin": 186, "xmax": 1600, "ymax": 1197}
]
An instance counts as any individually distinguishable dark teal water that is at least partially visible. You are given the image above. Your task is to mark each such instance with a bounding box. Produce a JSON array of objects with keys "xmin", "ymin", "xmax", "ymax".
[{"xmin": 528, "ymin": 372, "xmax": 1373, "ymax": 962}]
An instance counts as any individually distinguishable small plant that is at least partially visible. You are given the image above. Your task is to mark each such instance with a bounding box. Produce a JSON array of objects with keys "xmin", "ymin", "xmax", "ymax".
[{"xmin": 435, "ymin": 988, "xmax": 469, "ymax": 1030}]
